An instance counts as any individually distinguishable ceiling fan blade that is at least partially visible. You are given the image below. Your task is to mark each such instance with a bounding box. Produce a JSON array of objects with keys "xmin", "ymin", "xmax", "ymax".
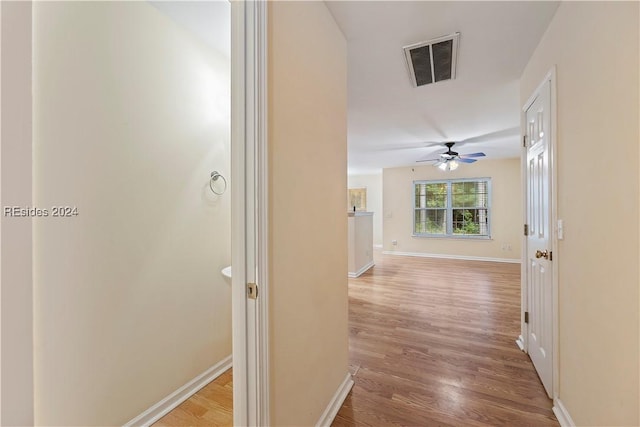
[
  {"xmin": 373, "ymin": 140, "xmax": 448, "ymax": 151},
  {"xmin": 416, "ymin": 158, "xmax": 440, "ymax": 163},
  {"xmin": 457, "ymin": 158, "xmax": 477, "ymax": 164},
  {"xmin": 460, "ymin": 152, "xmax": 486, "ymax": 158},
  {"xmin": 459, "ymin": 127, "xmax": 520, "ymax": 145},
  {"xmin": 372, "ymin": 143, "xmax": 426, "ymax": 151}
]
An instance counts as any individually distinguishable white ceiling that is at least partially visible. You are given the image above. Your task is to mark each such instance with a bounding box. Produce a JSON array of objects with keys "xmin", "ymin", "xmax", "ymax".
[
  {"xmin": 325, "ymin": 1, "xmax": 559, "ymax": 175},
  {"xmin": 150, "ymin": 1, "xmax": 230, "ymax": 58},
  {"xmin": 148, "ymin": 1, "xmax": 558, "ymax": 175}
]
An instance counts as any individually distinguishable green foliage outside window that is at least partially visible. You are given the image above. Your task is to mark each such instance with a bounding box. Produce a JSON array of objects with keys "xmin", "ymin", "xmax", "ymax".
[
  {"xmin": 414, "ymin": 179, "xmax": 490, "ymax": 237},
  {"xmin": 453, "ymin": 209, "xmax": 481, "ymax": 235}
]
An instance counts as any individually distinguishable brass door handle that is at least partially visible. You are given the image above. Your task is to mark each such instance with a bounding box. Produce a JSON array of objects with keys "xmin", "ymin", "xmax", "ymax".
[{"xmin": 535, "ymin": 250, "xmax": 549, "ymax": 259}]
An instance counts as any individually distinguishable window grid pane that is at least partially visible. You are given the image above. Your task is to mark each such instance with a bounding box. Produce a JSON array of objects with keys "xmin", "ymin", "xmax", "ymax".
[
  {"xmin": 452, "ymin": 208, "xmax": 488, "ymax": 235},
  {"xmin": 414, "ymin": 179, "xmax": 490, "ymax": 237},
  {"xmin": 414, "ymin": 183, "xmax": 447, "ymax": 208},
  {"xmin": 414, "ymin": 209, "xmax": 447, "ymax": 234},
  {"xmin": 451, "ymin": 181, "xmax": 488, "ymax": 208}
]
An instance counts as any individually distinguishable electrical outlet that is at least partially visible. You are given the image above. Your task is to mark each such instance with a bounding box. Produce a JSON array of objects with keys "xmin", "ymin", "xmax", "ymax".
[{"xmin": 391, "ymin": 240, "xmax": 398, "ymax": 246}]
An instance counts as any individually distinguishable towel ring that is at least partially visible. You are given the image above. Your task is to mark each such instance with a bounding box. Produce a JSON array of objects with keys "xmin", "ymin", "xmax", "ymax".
[{"xmin": 209, "ymin": 171, "xmax": 227, "ymax": 195}]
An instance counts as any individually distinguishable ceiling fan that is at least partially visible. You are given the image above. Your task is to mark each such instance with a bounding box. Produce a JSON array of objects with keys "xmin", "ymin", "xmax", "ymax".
[{"xmin": 417, "ymin": 142, "xmax": 485, "ymax": 171}]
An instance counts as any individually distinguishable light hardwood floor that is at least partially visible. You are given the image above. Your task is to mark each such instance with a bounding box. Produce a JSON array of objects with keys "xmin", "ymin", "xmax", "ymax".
[
  {"xmin": 333, "ymin": 253, "xmax": 558, "ymax": 426},
  {"xmin": 152, "ymin": 369, "xmax": 233, "ymax": 427},
  {"xmin": 152, "ymin": 253, "xmax": 557, "ymax": 426}
]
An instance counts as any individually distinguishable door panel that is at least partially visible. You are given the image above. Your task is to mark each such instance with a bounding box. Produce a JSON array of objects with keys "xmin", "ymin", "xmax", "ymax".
[{"xmin": 525, "ymin": 79, "xmax": 553, "ymax": 397}]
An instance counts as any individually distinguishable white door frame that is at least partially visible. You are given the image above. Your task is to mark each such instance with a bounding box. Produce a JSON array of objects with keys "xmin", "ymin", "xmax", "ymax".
[
  {"xmin": 0, "ymin": 1, "xmax": 270, "ymax": 424},
  {"xmin": 231, "ymin": 1, "xmax": 269, "ymax": 426},
  {"xmin": 519, "ymin": 67, "xmax": 559, "ymax": 401}
]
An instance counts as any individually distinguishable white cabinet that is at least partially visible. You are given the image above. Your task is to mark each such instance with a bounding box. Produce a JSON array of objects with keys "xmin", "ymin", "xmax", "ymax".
[{"xmin": 347, "ymin": 212, "xmax": 374, "ymax": 278}]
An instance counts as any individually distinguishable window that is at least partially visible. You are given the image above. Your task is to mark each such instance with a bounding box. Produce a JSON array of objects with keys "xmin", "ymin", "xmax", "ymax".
[
  {"xmin": 348, "ymin": 188, "xmax": 367, "ymax": 211},
  {"xmin": 414, "ymin": 178, "xmax": 490, "ymax": 238}
]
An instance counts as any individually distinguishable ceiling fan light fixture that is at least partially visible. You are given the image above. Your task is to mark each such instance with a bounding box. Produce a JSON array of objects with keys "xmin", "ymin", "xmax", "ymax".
[
  {"xmin": 417, "ymin": 142, "xmax": 486, "ymax": 169},
  {"xmin": 437, "ymin": 160, "xmax": 458, "ymax": 171}
]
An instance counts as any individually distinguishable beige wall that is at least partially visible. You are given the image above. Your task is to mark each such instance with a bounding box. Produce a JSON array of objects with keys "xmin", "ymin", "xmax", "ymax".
[
  {"xmin": 348, "ymin": 174, "xmax": 383, "ymax": 246},
  {"xmin": 520, "ymin": 2, "xmax": 639, "ymax": 425},
  {"xmin": 383, "ymin": 159, "xmax": 521, "ymax": 261},
  {"xmin": 0, "ymin": 2, "xmax": 34, "ymax": 425},
  {"xmin": 33, "ymin": 3, "xmax": 231, "ymax": 425},
  {"xmin": 268, "ymin": 1, "xmax": 348, "ymax": 425}
]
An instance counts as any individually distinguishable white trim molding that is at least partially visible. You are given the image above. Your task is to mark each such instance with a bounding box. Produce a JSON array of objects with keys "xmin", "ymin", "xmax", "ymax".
[
  {"xmin": 230, "ymin": 2, "xmax": 249, "ymax": 425},
  {"xmin": 315, "ymin": 372, "xmax": 354, "ymax": 427},
  {"xmin": 515, "ymin": 335, "xmax": 525, "ymax": 351},
  {"xmin": 123, "ymin": 356, "xmax": 232, "ymax": 427},
  {"xmin": 382, "ymin": 251, "xmax": 521, "ymax": 264},
  {"xmin": 552, "ymin": 399, "xmax": 575, "ymax": 427},
  {"xmin": 348, "ymin": 261, "xmax": 374, "ymax": 278},
  {"xmin": 254, "ymin": 1, "xmax": 270, "ymax": 424},
  {"xmin": 231, "ymin": 1, "xmax": 269, "ymax": 425}
]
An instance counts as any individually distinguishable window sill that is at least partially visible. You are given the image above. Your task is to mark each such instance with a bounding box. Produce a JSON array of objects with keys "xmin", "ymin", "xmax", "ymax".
[{"xmin": 411, "ymin": 234, "xmax": 492, "ymax": 241}]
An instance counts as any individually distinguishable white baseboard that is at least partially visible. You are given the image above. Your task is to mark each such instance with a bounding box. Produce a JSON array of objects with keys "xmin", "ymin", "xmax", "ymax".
[
  {"xmin": 348, "ymin": 260, "xmax": 375, "ymax": 278},
  {"xmin": 515, "ymin": 335, "xmax": 525, "ymax": 351},
  {"xmin": 552, "ymin": 398, "xmax": 575, "ymax": 427},
  {"xmin": 124, "ymin": 355, "xmax": 233, "ymax": 427},
  {"xmin": 315, "ymin": 372, "xmax": 354, "ymax": 427},
  {"xmin": 382, "ymin": 250, "xmax": 521, "ymax": 264}
]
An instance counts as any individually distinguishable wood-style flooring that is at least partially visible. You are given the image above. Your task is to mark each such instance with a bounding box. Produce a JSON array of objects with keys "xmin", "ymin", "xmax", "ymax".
[
  {"xmin": 152, "ymin": 253, "xmax": 557, "ymax": 426},
  {"xmin": 152, "ymin": 369, "xmax": 233, "ymax": 427},
  {"xmin": 333, "ymin": 253, "xmax": 558, "ymax": 426}
]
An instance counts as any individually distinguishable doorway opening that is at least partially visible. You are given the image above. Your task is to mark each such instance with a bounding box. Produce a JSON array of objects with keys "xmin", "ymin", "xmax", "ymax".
[{"xmin": 2, "ymin": 1, "xmax": 266, "ymax": 425}]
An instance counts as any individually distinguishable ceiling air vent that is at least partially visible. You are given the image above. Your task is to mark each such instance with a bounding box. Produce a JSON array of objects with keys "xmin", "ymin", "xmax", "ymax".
[{"xmin": 403, "ymin": 32, "xmax": 460, "ymax": 87}]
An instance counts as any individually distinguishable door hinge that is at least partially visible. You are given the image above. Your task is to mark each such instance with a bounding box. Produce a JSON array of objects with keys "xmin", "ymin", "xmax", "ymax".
[
  {"xmin": 523, "ymin": 135, "xmax": 526, "ymax": 147},
  {"xmin": 549, "ymin": 251, "xmax": 553, "ymax": 261},
  {"xmin": 524, "ymin": 224, "xmax": 529, "ymax": 236},
  {"xmin": 247, "ymin": 282, "xmax": 258, "ymax": 300},
  {"xmin": 524, "ymin": 311, "xmax": 529, "ymax": 324}
]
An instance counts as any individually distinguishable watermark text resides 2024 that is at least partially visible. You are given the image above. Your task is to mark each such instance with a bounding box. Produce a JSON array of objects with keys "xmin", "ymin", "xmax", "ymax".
[{"xmin": 3, "ymin": 206, "xmax": 79, "ymax": 217}]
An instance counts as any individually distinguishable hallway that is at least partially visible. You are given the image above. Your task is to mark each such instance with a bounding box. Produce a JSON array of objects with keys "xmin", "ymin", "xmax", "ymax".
[{"xmin": 334, "ymin": 253, "xmax": 558, "ymax": 426}]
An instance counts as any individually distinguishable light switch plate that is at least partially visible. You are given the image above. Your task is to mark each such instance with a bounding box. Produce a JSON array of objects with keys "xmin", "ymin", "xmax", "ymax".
[{"xmin": 557, "ymin": 219, "xmax": 564, "ymax": 240}]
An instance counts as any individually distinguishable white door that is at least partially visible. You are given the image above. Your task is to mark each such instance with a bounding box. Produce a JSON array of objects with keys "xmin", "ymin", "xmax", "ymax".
[{"xmin": 525, "ymin": 79, "xmax": 553, "ymax": 397}]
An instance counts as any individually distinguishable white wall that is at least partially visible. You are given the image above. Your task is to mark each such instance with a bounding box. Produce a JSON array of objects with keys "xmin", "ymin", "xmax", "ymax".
[
  {"xmin": 33, "ymin": 2, "xmax": 231, "ymax": 425},
  {"xmin": 0, "ymin": 2, "xmax": 34, "ymax": 425},
  {"xmin": 268, "ymin": 2, "xmax": 349, "ymax": 425},
  {"xmin": 348, "ymin": 173, "xmax": 382, "ymax": 247},
  {"xmin": 348, "ymin": 214, "xmax": 374, "ymax": 275},
  {"xmin": 520, "ymin": 2, "xmax": 639, "ymax": 425},
  {"xmin": 383, "ymin": 158, "xmax": 521, "ymax": 261}
]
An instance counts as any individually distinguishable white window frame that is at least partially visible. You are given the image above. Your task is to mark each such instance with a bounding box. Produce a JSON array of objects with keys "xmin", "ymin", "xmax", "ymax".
[{"xmin": 413, "ymin": 178, "xmax": 492, "ymax": 239}]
